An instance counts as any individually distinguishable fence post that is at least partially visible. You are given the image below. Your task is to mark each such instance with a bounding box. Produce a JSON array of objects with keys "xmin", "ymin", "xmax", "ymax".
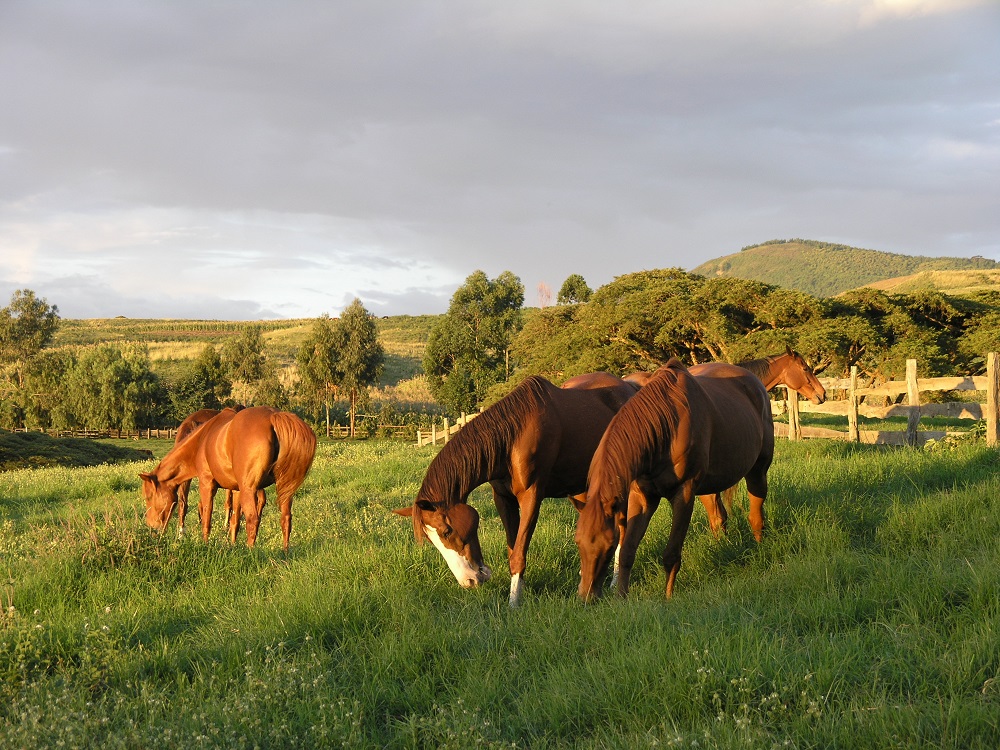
[
  {"xmin": 847, "ymin": 365, "xmax": 859, "ymax": 442},
  {"xmin": 416, "ymin": 430, "xmax": 422, "ymax": 447},
  {"xmin": 443, "ymin": 418, "xmax": 450, "ymax": 444},
  {"xmin": 787, "ymin": 388, "xmax": 800, "ymax": 441},
  {"xmin": 905, "ymin": 358, "xmax": 920, "ymax": 447},
  {"xmin": 987, "ymin": 352, "xmax": 999, "ymax": 447},
  {"xmin": 431, "ymin": 423, "xmax": 437, "ymax": 445}
]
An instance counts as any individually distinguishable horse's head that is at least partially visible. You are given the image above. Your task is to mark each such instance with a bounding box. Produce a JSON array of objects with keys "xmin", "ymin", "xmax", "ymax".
[
  {"xmin": 575, "ymin": 499, "xmax": 616, "ymax": 601},
  {"xmin": 782, "ymin": 348, "xmax": 826, "ymax": 405},
  {"xmin": 139, "ymin": 471, "xmax": 177, "ymax": 531},
  {"xmin": 392, "ymin": 500, "xmax": 492, "ymax": 589}
]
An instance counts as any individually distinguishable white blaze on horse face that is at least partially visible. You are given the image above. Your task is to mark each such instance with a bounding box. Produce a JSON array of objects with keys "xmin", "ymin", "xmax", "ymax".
[{"xmin": 423, "ymin": 526, "xmax": 487, "ymax": 588}]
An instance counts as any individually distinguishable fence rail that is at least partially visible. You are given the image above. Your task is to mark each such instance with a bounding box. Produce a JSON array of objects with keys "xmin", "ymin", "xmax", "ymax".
[{"xmin": 776, "ymin": 352, "xmax": 999, "ymax": 447}]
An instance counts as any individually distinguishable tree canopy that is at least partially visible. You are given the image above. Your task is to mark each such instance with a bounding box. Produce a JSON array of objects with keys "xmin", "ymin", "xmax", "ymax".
[{"xmin": 423, "ymin": 270, "xmax": 524, "ymax": 413}]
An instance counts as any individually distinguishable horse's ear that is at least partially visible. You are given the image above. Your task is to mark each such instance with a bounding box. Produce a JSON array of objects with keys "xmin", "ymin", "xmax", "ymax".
[
  {"xmin": 786, "ymin": 345, "xmax": 795, "ymax": 356},
  {"xmin": 392, "ymin": 506, "xmax": 413, "ymax": 518},
  {"xmin": 415, "ymin": 499, "xmax": 436, "ymax": 512},
  {"xmin": 568, "ymin": 494, "xmax": 587, "ymax": 512},
  {"xmin": 138, "ymin": 472, "xmax": 155, "ymax": 483}
]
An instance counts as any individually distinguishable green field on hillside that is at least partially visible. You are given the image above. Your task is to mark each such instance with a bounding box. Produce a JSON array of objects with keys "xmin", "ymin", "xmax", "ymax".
[
  {"xmin": 2, "ymin": 438, "xmax": 999, "ymax": 748},
  {"xmin": 691, "ymin": 239, "xmax": 999, "ymax": 297}
]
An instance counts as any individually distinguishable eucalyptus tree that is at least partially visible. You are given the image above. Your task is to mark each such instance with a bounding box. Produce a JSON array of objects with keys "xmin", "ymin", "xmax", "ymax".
[
  {"xmin": 423, "ymin": 270, "xmax": 524, "ymax": 413},
  {"xmin": 335, "ymin": 298, "xmax": 384, "ymax": 437}
]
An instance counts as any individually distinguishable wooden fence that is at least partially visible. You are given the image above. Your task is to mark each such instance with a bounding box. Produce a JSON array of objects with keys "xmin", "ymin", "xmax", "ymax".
[
  {"xmin": 415, "ymin": 412, "xmax": 478, "ymax": 447},
  {"xmin": 776, "ymin": 352, "xmax": 999, "ymax": 447},
  {"xmin": 413, "ymin": 353, "xmax": 1000, "ymax": 449}
]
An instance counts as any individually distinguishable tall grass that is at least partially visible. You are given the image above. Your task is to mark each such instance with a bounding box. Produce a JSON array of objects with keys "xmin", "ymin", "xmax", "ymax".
[{"xmin": 2, "ymin": 439, "xmax": 999, "ymax": 747}]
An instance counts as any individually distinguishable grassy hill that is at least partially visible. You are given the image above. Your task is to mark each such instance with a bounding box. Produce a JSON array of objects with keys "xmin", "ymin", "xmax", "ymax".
[
  {"xmin": 858, "ymin": 268, "xmax": 1000, "ymax": 296},
  {"xmin": 691, "ymin": 239, "xmax": 998, "ymax": 297}
]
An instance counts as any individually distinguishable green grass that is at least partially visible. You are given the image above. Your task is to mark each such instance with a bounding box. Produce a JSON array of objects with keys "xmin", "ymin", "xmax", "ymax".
[{"xmin": 2, "ymin": 439, "xmax": 1000, "ymax": 747}]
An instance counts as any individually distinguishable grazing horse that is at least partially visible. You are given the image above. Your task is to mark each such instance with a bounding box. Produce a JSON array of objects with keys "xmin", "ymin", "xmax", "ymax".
[
  {"xmin": 393, "ymin": 375, "xmax": 636, "ymax": 606},
  {"xmin": 576, "ymin": 359, "xmax": 773, "ymax": 600},
  {"xmin": 140, "ymin": 406, "xmax": 317, "ymax": 551},
  {"xmin": 168, "ymin": 407, "xmax": 244, "ymax": 537},
  {"xmin": 692, "ymin": 348, "xmax": 824, "ymax": 536}
]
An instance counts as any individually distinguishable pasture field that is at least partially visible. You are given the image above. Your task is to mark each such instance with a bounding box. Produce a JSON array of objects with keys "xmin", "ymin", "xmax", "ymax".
[{"xmin": 2, "ymin": 438, "xmax": 999, "ymax": 748}]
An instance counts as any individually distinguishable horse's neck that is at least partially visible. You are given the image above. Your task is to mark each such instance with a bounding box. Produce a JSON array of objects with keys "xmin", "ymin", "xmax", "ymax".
[
  {"xmin": 423, "ymin": 424, "xmax": 511, "ymax": 506},
  {"xmin": 158, "ymin": 439, "xmax": 201, "ymax": 484},
  {"xmin": 740, "ymin": 355, "xmax": 783, "ymax": 390}
]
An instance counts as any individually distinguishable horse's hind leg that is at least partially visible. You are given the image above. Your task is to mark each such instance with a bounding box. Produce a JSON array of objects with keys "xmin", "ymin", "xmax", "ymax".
[
  {"xmin": 698, "ymin": 493, "xmax": 728, "ymax": 538},
  {"xmin": 240, "ymin": 486, "xmax": 266, "ymax": 547},
  {"xmin": 198, "ymin": 479, "xmax": 218, "ymax": 542},
  {"xmin": 662, "ymin": 483, "xmax": 696, "ymax": 598}
]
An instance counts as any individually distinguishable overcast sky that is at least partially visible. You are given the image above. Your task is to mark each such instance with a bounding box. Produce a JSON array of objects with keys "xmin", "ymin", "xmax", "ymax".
[{"xmin": 1, "ymin": 0, "xmax": 998, "ymax": 320}]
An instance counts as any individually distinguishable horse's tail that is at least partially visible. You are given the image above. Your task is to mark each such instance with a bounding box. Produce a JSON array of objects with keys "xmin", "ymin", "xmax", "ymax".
[{"xmin": 270, "ymin": 411, "xmax": 318, "ymax": 496}]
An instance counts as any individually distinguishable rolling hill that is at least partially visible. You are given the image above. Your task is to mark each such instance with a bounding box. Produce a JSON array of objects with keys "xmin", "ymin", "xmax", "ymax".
[{"xmin": 691, "ymin": 239, "xmax": 999, "ymax": 297}]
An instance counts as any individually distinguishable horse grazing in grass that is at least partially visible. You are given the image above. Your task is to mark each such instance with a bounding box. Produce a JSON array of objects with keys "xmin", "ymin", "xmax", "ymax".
[
  {"xmin": 167, "ymin": 407, "xmax": 245, "ymax": 537},
  {"xmin": 140, "ymin": 406, "xmax": 317, "ymax": 551},
  {"xmin": 691, "ymin": 348, "xmax": 824, "ymax": 537},
  {"xmin": 576, "ymin": 359, "xmax": 773, "ymax": 600},
  {"xmin": 393, "ymin": 374, "xmax": 636, "ymax": 606}
]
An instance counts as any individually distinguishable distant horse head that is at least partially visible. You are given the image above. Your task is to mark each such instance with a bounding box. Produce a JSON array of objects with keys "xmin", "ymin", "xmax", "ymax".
[{"xmin": 774, "ymin": 347, "xmax": 826, "ymax": 404}]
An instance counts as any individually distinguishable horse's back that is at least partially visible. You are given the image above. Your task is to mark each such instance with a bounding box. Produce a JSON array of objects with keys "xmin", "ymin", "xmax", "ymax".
[{"xmin": 686, "ymin": 363, "xmax": 773, "ymax": 491}]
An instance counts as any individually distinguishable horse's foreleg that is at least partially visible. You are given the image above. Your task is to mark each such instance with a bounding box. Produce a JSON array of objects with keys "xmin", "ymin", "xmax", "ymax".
[
  {"xmin": 176, "ymin": 480, "xmax": 191, "ymax": 538},
  {"xmin": 198, "ymin": 479, "xmax": 218, "ymax": 542},
  {"xmin": 616, "ymin": 483, "xmax": 660, "ymax": 597},
  {"xmin": 507, "ymin": 486, "xmax": 543, "ymax": 608},
  {"xmin": 663, "ymin": 482, "xmax": 696, "ymax": 598},
  {"xmin": 491, "ymin": 484, "xmax": 523, "ymax": 605}
]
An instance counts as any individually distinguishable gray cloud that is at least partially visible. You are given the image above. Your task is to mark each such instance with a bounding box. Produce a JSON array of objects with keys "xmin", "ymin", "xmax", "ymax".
[{"xmin": 1, "ymin": 0, "xmax": 998, "ymax": 319}]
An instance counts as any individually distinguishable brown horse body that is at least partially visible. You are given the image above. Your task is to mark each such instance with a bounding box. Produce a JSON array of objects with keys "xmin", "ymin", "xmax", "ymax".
[
  {"xmin": 171, "ymin": 407, "xmax": 244, "ymax": 536},
  {"xmin": 692, "ymin": 348, "xmax": 824, "ymax": 536},
  {"xmin": 140, "ymin": 406, "xmax": 317, "ymax": 551},
  {"xmin": 393, "ymin": 375, "xmax": 636, "ymax": 606},
  {"xmin": 576, "ymin": 359, "xmax": 773, "ymax": 600}
]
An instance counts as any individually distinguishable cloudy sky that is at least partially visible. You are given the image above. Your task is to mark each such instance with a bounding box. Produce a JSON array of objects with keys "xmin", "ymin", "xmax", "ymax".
[{"xmin": 1, "ymin": 0, "xmax": 998, "ymax": 320}]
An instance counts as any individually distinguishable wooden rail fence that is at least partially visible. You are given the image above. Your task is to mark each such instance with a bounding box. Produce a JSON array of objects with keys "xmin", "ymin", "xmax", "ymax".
[{"xmin": 775, "ymin": 352, "xmax": 999, "ymax": 447}]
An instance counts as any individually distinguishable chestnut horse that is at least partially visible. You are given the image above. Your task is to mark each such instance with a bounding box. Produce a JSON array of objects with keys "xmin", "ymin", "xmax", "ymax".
[
  {"xmin": 393, "ymin": 375, "xmax": 636, "ymax": 606},
  {"xmin": 140, "ymin": 406, "xmax": 317, "ymax": 551},
  {"xmin": 167, "ymin": 407, "xmax": 245, "ymax": 537},
  {"xmin": 576, "ymin": 359, "xmax": 773, "ymax": 600},
  {"xmin": 564, "ymin": 349, "xmax": 822, "ymax": 541},
  {"xmin": 691, "ymin": 348, "xmax": 824, "ymax": 536}
]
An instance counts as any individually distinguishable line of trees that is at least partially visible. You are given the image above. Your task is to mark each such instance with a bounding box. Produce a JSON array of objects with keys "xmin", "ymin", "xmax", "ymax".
[{"xmin": 0, "ymin": 290, "xmax": 388, "ymax": 435}]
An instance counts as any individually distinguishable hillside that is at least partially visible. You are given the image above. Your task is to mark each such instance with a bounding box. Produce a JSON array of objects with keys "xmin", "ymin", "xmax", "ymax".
[
  {"xmin": 691, "ymin": 239, "xmax": 998, "ymax": 297},
  {"xmin": 858, "ymin": 269, "xmax": 1000, "ymax": 296}
]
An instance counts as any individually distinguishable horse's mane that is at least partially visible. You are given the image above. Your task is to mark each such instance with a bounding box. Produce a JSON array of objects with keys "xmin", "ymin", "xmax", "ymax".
[
  {"xmin": 734, "ymin": 354, "xmax": 777, "ymax": 382},
  {"xmin": 588, "ymin": 360, "xmax": 691, "ymax": 508},
  {"xmin": 419, "ymin": 375, "xmax": 555, "ymax": 507}
]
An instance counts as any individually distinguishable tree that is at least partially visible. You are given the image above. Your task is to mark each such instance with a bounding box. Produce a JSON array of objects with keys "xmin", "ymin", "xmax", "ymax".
[
  {"xmin": 423, "ymin": 270, "xmax": 524, "ymax": 413},
  {"xmin": 0, "ymin": 289, "xmax": 60, "ymax": 391},
  {"xmin": 220, "ymin": 325, "xmax": 284, "ymax": 406},
  {"xmin": 334, "ymin": 298, "xmax": 385, "ymax": 437},
  {"xmin": 557, "ymin": 274, "xmax": 592, "ymax": 305},
  {"xmin": 62, "ymin": 343, "xmax": 167, "ymax": 430},
  {"xmin": 297, "ymin": 314, "xmax": 342, "ymax": 436},
  {"xmin": 170, "ymin": 345, "xmax": 232, "ymax": 421}
]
